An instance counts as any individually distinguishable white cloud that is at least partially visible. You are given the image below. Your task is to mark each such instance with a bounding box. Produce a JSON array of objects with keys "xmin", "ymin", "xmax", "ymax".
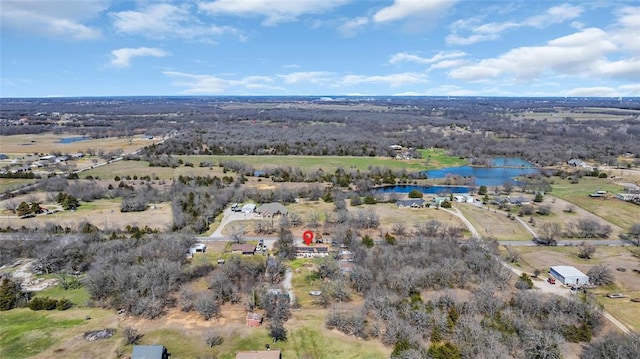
[
  {"xmin": 447, "ymin": 3, "xmax": 584, "ymax": 45},
  {"xmin": 338, "ymin": 17, "xmax": 369, "ymax": 37},
  {"xmin": 163, "ymin": 71, "xmax": 283, "ymax": 94},
  {"xmin": 0, "ymin": 0, "xmax": 106, "ymax": 40},
  {"xmin": 340, "ymin": 72, "xmax": 428, "ymax": 87},
  {"xmin": 618, "ymin": 84, "xmax": 640, "ymax": 95},
  {"xmin": 111, "ymin": 47, "xmax": 169, "ymax": 68},
  {"xmin": 278, "ymin": 72, "xmax": 334, "ymax": 84},
  {"xmin": 373, "ymin": 0, "xmax": 456, "ymax": 23},
  {"xmin": 564, "ymin": 87, "xmax": 619, "ymax": 97},
  {"xmin": 389, "ymin": 51, "xmax": 466, "ymax": 65},
  {"xmin": 448, "ymin": 28, "xmax": 632, "ymax": 82},
  {"xmin": 197, "ymin": 0, "xmax": 350, "ymax": 26},
  {"xmin": 610, "ymin": 6, "xmax": 640, "ymax": 56},
  {"xmin": 110, "ymin": 3, "xmax": 242, "ymax": 41}
]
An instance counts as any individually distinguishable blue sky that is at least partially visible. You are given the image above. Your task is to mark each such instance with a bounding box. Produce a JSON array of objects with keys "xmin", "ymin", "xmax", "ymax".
[{"xmin": 1, "ymin": 0, "xmax": 639, "ymax": 97}]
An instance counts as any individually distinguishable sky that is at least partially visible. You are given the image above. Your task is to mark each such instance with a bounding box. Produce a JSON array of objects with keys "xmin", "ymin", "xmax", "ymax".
[{"xmin": 1, "ymin": 0, "xmax": 639, "ymax": 98}]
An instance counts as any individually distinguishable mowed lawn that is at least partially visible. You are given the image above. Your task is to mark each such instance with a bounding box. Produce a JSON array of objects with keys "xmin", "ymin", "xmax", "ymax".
[{"xmin": 551, "ymin": 177, "xmax": 640, "ymax": 231}]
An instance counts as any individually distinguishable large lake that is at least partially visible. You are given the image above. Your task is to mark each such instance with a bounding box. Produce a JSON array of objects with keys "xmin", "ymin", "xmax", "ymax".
[
  {"xmin": 424, "ymin": 157, "xmax": 539, "ymax": 186},
  {"xmin": 376, "ymin": 185, "xmax": 469, "ymax": 195}
]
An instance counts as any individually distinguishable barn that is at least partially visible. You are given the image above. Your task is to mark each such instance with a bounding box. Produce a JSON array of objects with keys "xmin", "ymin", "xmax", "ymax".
[{"xmin": 549, "ymin": 266, "xmax": 589, "ymax": 286}]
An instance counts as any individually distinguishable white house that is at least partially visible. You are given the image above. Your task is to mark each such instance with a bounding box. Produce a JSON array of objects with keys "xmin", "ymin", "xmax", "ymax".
[
  {"xmin": 453, "ymin": 194, "xmax": 474, "ymax": 203},
  {"xmin": 549, "ymin": 266, "xmax": 589, "ymax": 286}
]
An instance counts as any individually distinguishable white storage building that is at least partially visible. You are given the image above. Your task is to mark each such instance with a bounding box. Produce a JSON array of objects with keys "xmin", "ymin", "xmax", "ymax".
[
  {"xmin": 241, "ymin": 203, "xmax": 256, "ymax": 213},
  {"xmin": 549, "ymin": 265, "xmax": 589, "ymax": 286}
]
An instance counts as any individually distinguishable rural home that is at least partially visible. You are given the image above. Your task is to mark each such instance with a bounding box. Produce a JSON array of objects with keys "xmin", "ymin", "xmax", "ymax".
[
  {"xmin": 567, "ymin": 158, "xmax": 587, "ymax": 167},
  {"xmin": 256, "ymin": 203, "xmax": 288, "ymax": 217},
  {"xmin": 246, "ymin": 312, "xmax": 263, "ymax": 327},
  {"xmin": 294, "ymin": 245, "xmax": 329, "ymax": 258},
  {"xmin": 236, "ymin": 350, "xmax": 281, "ymax": 359},
  {"xmin": 431, "ymin": 196, "xmax": 448, "ymax": 207},
  {"xmin": 395, "ymin": 199, "xmax": 425, "ymax": 208},
  {"xmin": 231, "ymin": 244, "xmax": 256, "ymax": 255},
  {"xmin": 131, "ymin": 345, "xmax": 170, "ymax": 359},
  {"xmin": 507, "ymin": 196, "xmax": 530, "ymax": 205},
  {"xmin": 549, "ymin": 266, "xmax": 589, "ymax": 286},
  {"xmin": 453, "ymin": 194, "xmax": 474, "ymax": 203}
]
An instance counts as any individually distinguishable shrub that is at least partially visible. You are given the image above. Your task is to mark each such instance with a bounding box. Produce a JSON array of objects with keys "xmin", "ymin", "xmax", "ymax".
[
  {"xmin": 28, "ymin": 296, "xmax": 65, "ymax": 311},
  {"xmin": 408, "ymin": 189, "xmax": 423, "ymax": 198},
  {"xmin": 361, "ymin": 235, "xmax": 374, "ymax": 248},
  {"xmin": 515, "ymin": 273, "xmax": 533, "ymax": 290}
]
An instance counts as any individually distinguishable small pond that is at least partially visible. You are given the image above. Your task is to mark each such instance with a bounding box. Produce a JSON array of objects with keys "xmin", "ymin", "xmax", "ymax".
[{"xmin": 58, "ymin": 136, "xmax": 90, "ymax": 144}]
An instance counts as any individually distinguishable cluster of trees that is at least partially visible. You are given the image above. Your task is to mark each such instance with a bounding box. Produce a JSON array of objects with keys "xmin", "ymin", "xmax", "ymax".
[
  {"xmin": 84, "ymin": 233, "xmax": 193, "ymax": 318},
  {"xmin": 319, "ymin": 238, "xmax": 605, "ymax": 358}
]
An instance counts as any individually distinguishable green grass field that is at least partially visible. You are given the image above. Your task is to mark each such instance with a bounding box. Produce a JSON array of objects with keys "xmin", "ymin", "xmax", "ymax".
[
  {"xmin": 0, "ymin": 178, "xmax": 36, "ymax": 192},
  {"xmin": 0, "ymin": 309, "xmax": 86, "ymax": 359},
  {"xmin": 37, "ymin": 284, "xmax": 91, "ymax": 307},
  {"xmin": 82, "ymin": 160, "xmax": 227, "ymax": 180},
  {"xmin": 551, "ymin": 177, "xmax": 639, "ymax": 231}
]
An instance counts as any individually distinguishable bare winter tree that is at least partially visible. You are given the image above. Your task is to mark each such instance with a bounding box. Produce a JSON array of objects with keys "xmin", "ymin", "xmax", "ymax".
[
  {"xmin": 577, "ymin": 242, "xmax": 596, "ymax": 259},
  {"xmin": 230, "ymin": 224, "xmax": 246, "ymax": 244},
  {"xmin": 587, "ymin": 264, "xmax": 614, "ymax": 286},
  {"xmin": 537, "ymin": 222, "xmax": 562, "ymax": 245}
]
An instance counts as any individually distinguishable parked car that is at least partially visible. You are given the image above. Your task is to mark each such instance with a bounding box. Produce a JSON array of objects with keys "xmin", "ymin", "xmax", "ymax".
[{"xmin": 547, "ymin": 277, "xmax": 556, "ymax": 284}]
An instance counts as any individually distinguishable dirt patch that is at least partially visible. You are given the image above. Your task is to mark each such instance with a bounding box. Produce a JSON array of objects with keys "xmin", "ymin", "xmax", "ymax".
[{"xmin": 3, "ymin": 259, "xmax": 58, "ymax": 292}]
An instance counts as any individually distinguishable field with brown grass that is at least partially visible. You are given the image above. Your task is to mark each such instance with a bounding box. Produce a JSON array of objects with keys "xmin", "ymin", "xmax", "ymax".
[
  {"xmin": 507, "ymin": 245, "xmax": 640, "ymax": 332},
  {"xmin": 0, "ymin": 133, "xmax": 164, "ymax": 156}
]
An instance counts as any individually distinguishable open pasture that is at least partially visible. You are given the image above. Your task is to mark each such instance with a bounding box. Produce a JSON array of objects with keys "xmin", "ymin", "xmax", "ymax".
[
  {"xmin": 551, "ymin": 177, "xmax": 639, "ymax": 231},
  {"xmin": 0, "ymin": 196, "xmax": 172, "ymax": 232},
  {"xmin": 82, "ymin": 160, "xmax": 228, "ymax": 181},
  {"xmin": 458, "ymin": 203, "xmax": 532, "ymax": 241},
  {"xmin": 0, "ymin": 133, "xmax": 163, "ymax": 156},
  {"xmin": 177, "ymin": 149, "xmax": 463, "ymax": 174}
]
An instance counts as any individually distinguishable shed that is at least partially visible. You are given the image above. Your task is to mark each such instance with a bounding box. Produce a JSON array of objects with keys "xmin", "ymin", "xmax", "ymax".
[
  {"xmin": 189, "ymin": 243, "xmax": 206, "ymax": 254},
  {"xmin": 241, "ymin": 203, "xmax": 256, "ymax": 213},
  {"xmin": 549, "ymin": 266, "xmax": 589, "ymax": 286},
  {"xmin": 246, "ymin": 312, "xmax": 263, "ymax": 327},
  {"xmin": 236, "ymin": 350, "xmax": 281, "ymax": 359},
  {"xmin": 131, "ymin": 345, "xmax": 169, "ymax": 359}
]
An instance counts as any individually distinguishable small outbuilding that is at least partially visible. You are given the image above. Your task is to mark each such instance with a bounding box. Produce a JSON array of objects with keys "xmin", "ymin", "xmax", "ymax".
[
  {"xmin": 189, "ymin": 243, "xmax": 206, "ymax": 254},
  {"xmin": 549, "ymin": 266, "xmax": 589, "ymax": 286},
  {"xmin": 246, "ymin": 312, "xmax": 263, "ymax": 327},
  {"xmin": 241, "ymin": 203, "xmax": 257, "ymax": 214},
  {"xmin": 236, "ymin": 350, "xmax": 281, "ymax": 359}
]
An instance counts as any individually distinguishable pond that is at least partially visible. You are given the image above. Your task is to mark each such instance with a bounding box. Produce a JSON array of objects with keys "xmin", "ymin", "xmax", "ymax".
[
  {"xmin": 58, "ymin": 136, "xmax": 90, "ymax": 144},
  {"xmin": 424, "ymin": 158, "xmax": 539, "ymax": 186},
  {"xmin": 376, "ymin": 185, "xmax": 469, "ymax": 195}
]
